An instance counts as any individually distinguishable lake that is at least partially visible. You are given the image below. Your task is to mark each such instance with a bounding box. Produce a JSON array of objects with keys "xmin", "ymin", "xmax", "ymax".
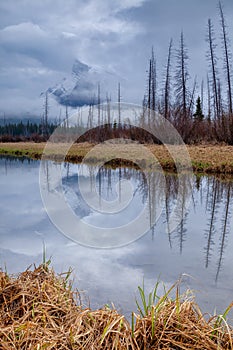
[{"xmin": 0, "ymin": 155, "xmax": 233, "ymax": 320}]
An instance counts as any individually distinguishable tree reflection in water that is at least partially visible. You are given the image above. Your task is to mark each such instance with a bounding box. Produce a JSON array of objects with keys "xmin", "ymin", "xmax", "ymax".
[{"xmin": 41, "ymin": 160, "xmax": 233, "ymax": 282}]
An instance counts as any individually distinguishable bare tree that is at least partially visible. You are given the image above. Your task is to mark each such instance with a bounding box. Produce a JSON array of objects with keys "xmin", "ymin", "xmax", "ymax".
[
  {"xmin": 207, "ymin": 19, "xmax": 219, "ymax": 119},
  {"xmin": 164, "ymin": 39, "xmax": 173, "ymax": 120},
  {"xmin": 65, "ymin": 104, "xmax": 69, "ymax": 129},
  {"xmin": 140, "ymin": 94, "xmax": 147, "ymax": 129},
  {"xmin": 151, "ymin": 47, "xmax": 156, "ymax": 113},
  {"xmin": 207, "ymin": 74, "xmax": 211, "ymax": 122},
  {"xmin": 174, "ymin": 31, "xmax": 189, "ymax": 120},
  {"xmin": 189, "ymin": 76, "xmax": 197, "ymax": 116},
  {"xmin": 44, "ymin": 91, "xmax": 49, "ymax": 136},
  {"xmin": 147, "ymin": 57, "xmax": 152, "ymax": 126},
  {"xmin": 97, "ymin": 83, "xmax": 101, "ymax": 126},
  {"xmin": 58, "ymin": 108, "xmax": 62, "ymax": 126},
  {"xmin": 219, "ymin": 1, "xmax": 232, "ymax": 115},
  {"xmin": 87, "ymin": 103, "xmax": 94, "ymax": 129},
  {"xmin": 201, "ymin": 79, "xmax": 204, "ymax": 113},
  {"xmin": 106, "ymin": 93, "xmax": 111, "ymax": 125},
  {"xmin": 217, "ymin": 79, "xmax": 223, "ymax": 117},
  {"xmin": 145, "ymin": 47, "xmax": 157, "ymax": 127},
  {"xmin": 118, "ymin": 82, "xmax": 121, "ymax": 125}
]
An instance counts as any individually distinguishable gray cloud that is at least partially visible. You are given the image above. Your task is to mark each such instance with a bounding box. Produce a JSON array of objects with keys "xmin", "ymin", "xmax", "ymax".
[{"xmin": 0, "ymin": 0, "xmax": 232, "ymax": 118}]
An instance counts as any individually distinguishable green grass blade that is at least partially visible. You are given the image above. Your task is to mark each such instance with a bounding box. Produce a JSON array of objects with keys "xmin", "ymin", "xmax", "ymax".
[
  {"xmin": 151, "ymin": 307, "xmax": 155, "ymax": 338},
  {"xmin": 135, "ymin": 298, "xmax": 145, "ymax": 318},
  {"xmin": 131, "ymin": 312, "xmax": 135, "ymax": 339},
  {"xmin": 138, "ymin": 286, "xmax": 148, "ymax": 316}
]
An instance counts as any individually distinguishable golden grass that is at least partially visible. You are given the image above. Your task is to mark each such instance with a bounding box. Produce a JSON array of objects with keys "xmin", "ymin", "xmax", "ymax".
[
  {"xmin": 0, "ymin": 264, "xmax": 133, "ymax": 349},
  {"xmin": 0, "ymin": 264, "xmax": 233, "ymax": 349},
  {"xmin": 134, "ymin": 298, "xmax": 233, "ymax": 349},
  {"xmin": 1, "ymin": 141, "xmax": 233, "ymax": 173}
]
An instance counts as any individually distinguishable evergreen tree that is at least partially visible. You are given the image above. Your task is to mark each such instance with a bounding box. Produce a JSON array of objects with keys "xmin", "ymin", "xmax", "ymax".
[{"xmin": 193, "ymin": 96, "xmax": 204, "ymax": 122}]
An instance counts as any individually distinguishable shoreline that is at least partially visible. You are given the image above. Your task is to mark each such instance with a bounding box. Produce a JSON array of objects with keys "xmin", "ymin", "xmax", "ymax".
[{"xmin": 1, "ymin": 141, "xmax": 233, "ymax": 174}]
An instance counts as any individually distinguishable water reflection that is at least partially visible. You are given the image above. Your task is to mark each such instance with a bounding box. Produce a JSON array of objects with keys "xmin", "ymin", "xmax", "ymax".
[
  {"xmin": 1, "ymin": 156, "xmax": 233, "ymax": 318},
  {"xmin": 203, "ymin": 177, "xmax": 232, "ymax": 281},
  {"xmin": 40, "ymin": 160, "xmax": 233, "ymax": 281}
]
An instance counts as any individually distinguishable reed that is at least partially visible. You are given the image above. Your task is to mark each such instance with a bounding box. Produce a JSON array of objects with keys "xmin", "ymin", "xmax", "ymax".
[{"xmin": 0, "ymin": 263, "xmax": 232, "ymax": 349}]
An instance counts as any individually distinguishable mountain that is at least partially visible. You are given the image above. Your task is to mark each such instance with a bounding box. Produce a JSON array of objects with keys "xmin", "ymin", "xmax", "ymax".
[{"xmin": 48, "ymin": 59, "xmax": 118, "ymax": 107}]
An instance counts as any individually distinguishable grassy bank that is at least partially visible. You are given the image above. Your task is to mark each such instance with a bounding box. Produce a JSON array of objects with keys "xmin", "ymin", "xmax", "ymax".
[
  {"xmin": 1, "ymin": 141, "xmax": 233, "ymax": 174},
  {"xmin": 0, "ymin": 263, "xmax": 232, "ymax": 349}
]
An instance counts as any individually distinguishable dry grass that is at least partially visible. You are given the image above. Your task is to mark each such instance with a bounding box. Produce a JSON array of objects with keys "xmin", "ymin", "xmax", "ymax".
[
  {"xmin": 134, "ymin": 295, "xmax": 233, "ymax": 349},
  {"xmin": 0, "ymin": 264, "xmax": 133, "ymax": 349},
  {"xmin": 0, "ymin": 264, "xmax": 233, "ymax": 349},
  {"xmin": 1, "ymin": 141, "xmax": 233, "ymax": 173},
  {"xmin": 0, "ymin": 142, "xmax": 93, "ymax": 160}
]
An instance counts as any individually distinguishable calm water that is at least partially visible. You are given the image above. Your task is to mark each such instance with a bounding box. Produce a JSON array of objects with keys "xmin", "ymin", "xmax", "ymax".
[{"xmin": 1, "ymin": 156, "xmax": 233, "ymax": 320}]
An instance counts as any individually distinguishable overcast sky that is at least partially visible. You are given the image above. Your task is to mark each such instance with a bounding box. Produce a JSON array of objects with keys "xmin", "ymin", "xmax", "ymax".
[{"xmin": 0, "ymin": 0, "xmax": 233, "ymax": 119}]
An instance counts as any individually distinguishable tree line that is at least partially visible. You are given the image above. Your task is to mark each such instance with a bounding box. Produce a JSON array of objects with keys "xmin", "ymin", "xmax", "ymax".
[{"xmin": 0, "ymin": 120, "xmax": 57, "ymax": 142}]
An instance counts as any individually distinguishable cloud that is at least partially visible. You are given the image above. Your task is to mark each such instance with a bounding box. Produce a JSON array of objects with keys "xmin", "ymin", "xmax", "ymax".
[
  {"xmin": 0, "ymin": 0, "xmax": 232, "ymax": 117},
  {"xmin": 0, "ymin": 22, "xmax": 47, "ymax": 44},
  {"xmin": 62, "ymin": 31, "xmax": 77, "ymax": 39},
  {"xmin": 0, "ymin": 0, "xmax": 148, "ymax": 116}
]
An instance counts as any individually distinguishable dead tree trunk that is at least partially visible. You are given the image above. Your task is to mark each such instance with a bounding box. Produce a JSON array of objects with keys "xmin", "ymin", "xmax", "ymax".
[
  {"xmin": 181, "ymin": 32, "xmax": 187, "ymax": 119},
  {"xmin": 118, "ymin": 82, "xmax": 121, "ymax": 125},
  {"xmin": 207, "ymin": 74, "xmax": 211, "ymax": 122},
  {"xmin": 164, "ymin": 39, "xmax": 173, "ymax": 120},
  {"xmin": 175, "ymin": 31, "xmax": 189, "ymax": 121},
  {"xmin": 207, "ymin": 19, "xmax": 219, "ymax": 119},
  {"xmin": 219, "ymin": 1, "xmax": 232, "ymax": 115},
  {"xmin": 44, "ymin": 92, "xmax": 49, "ymax": 136}
]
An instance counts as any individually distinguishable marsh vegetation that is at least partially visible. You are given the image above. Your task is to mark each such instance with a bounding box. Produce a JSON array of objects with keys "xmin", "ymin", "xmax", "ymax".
[{"xmin": 1, "ymin": 263, "xmax": 233, "ymax": 349}]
